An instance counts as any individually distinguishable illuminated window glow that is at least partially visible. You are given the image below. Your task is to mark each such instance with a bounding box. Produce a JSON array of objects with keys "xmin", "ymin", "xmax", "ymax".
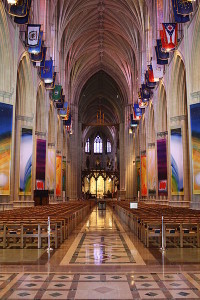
[{"xmin": 94, "ymin": 135, "xmax": 103, "ymax": 153}]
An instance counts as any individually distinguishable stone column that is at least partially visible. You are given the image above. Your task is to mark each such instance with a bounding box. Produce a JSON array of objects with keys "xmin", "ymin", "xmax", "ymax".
[
  {"xmin": 124, "ymin": 106, "xmax": 135, "ymax": 200},
  {"xmin": 68, "ymin": 105, "xmax": 79, "ymax": 200},
  {"xmin": 119, "ymin": 122, "xmax": 126, "ymax": 199}
]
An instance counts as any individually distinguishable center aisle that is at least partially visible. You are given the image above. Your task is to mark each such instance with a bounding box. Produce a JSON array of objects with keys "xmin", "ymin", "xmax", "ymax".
[{"xmin": 60, "ymin": 206, "xmax": 145, "ymax": 266}]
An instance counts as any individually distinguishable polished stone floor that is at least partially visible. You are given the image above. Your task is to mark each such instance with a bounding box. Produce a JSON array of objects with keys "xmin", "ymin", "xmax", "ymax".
[{"xmin": 1, "ymin": 206, "xmax": 200, "ymax": 299}]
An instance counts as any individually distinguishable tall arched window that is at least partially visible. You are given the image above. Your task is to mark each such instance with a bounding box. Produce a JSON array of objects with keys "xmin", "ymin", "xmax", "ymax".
[
  {"xmin": 85, "ymin": 138, "xmax": 90, "ymax": 153},
  {"xmin": 107, "ymin": 139, "xmax": 111, "ymax": 153},
  {"xmin": 94, "ymin": 135, "xmax": 103, "ymax": 153}
]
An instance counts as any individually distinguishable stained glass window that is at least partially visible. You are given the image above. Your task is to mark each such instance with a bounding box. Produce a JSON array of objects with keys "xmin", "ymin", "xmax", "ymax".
[
  {"xmin": 94, "ymin": 135, "xmax": 103, "ymax": 153},
  {"xmin": 85, "ymin": 138, "xmax": 90, "ymax": 153},
  {"xmin": 107, "ymin": 139, "xmax": 111, "ymax": 153}
]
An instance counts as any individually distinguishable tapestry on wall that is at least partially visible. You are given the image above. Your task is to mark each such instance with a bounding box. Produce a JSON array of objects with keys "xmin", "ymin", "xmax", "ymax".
[
  {"xmin": 157, "ymin": 139, "xmax": 168, "ymax": 196},
  {"xmin": 0, "ymin": 103, "xmax": 13, "ymax": 195},
  {"xmin": 56, "ymin": 155, "xmax": 62, "ymax": 196},
  {"xmin": 148, "ymin": 148, "xmax": 156, "ymax": 195},
  {"xmin": 47, "ymin": 148, "xmax": 55, "ymax": 193},
  {"xmin": 190, "ymin": 103, "xmax": 200, "ymax": 194},
  {"xmin": 19, "ymin": 128, "xmax": 33, "ymax": 194},
  {"xmin": 36, "ymin": 139, "xmax": 46, "ymax": 190},
  {"xmin": 170, "ymin": 128, "xmax": 184, "ymax": 195},
  {"xmin": 141, "ymin": 155, "xmax": 147, "ymax": 196}
]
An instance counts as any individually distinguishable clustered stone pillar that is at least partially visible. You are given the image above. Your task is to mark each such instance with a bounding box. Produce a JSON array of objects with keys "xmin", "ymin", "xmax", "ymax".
[{"xmin": 124, "ymin": 105, "xmax": 136, "ymax": 201}]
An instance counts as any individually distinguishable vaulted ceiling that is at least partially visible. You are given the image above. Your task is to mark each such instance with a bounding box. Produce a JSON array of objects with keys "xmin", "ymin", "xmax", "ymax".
[{"xmin": 52, "ymin": 0, "xmax": 146, "ymax": 106}]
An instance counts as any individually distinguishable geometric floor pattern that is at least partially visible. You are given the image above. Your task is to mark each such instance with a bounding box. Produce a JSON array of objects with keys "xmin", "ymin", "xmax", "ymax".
[
  {"xmin": 1, "ymin": 272, "xmax": 200, "ymax": 299},
  {"xmin": 60, "ymin": 208, "xmax": 145, "ymax": 265}
]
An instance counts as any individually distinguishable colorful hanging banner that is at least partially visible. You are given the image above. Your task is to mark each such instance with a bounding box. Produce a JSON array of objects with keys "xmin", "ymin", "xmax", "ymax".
[
  {"xmin": 41, "ymin": 59, "xmax": 53, "ymax": 83},
  {"xmin": 56, "ymin": 155, "xmax": 62, "ymax": 196},
  {"xmin": 9, "ymin": 0, "xmax": 28, "ymax": 17},
  {"xmin": 148, "ymin": 148, "xmax": 156, "ymax": 195},
  {"xmin": 47, "ymin": 148, "xmax": 55, "ymax": 193},
  {"xmin": 19, "ymin": 128, "xmax": 33, "ymax": 195},
  {"xmin": 190, "ymin": 103, "xmax": 200, "ymax": 194},
  {"xmin": 157, "ymin": 139, "xmax": 168, "ymax": 196},
  {"xmin": 134, "ymin": 104, "xmax": 142, "ymax": 117},
  {"xmin": 0, "ymin": 103, "xmax": 13, "ymax": 195},
  {"xmin": 141, "ymin": 155, "xmax": 147, "ymax": 196},
  {"xmin": 171, "ymin": 0, "xmax": 190, "ymax": 23},
  {"xmin": 13, "ymin": 0, "xmax": 31, "ymax": 25},
  {"xmin": 27, "ymin": 24, "xmax": 41, "ymax": 47},
  {"xmin": 170, "ymin": 128, "xmax": 184, "ymax": 195},
  {"xmin": 28, "ymin": 31, "xmax": 43, "ymax": 54},
  {"xmin": 161, "ymin": 23, "xmax": 178, "ymax": 52},
  {"xmin": 36, "ymin": 139, "xmax": 46, "ymax": 190},
  {"xmin": 52, "ymin": 85, "xmax": 62, "ymax": 102}
]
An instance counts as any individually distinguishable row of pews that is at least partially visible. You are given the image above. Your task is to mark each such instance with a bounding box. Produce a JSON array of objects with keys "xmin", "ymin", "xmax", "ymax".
[
  {"xmin": 111, "ymin": 201, "xmax": 200, "ymax": 248},
  {"xmin": 0, "ymin": 201, "xmax": 94, "ymax": 249}
]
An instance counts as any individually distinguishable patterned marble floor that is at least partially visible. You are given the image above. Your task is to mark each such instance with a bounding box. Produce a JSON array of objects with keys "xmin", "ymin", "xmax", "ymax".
[
  {"xmin": 60, "ymin": 208, "xmax": 145, "ymax": 265},
  {"xmin": 2, "ymin": 206, "xmax": 200, "ymax": 299},
  {"xmin": 1, "ymin": 271, "xmax": 200, "ymax": 299}
]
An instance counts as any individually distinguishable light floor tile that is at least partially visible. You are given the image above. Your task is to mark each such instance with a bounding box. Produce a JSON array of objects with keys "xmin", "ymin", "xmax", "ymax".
[
  {"xmin": 47, "ymin": 281, "xmax": 72, "ymax": 290},
  {"xmin": 79, "ymin": 274, "xmax": 101, "ymax": 281},
  {"xmin": 75, "ymin": 281, "xmax": 132, "ymax": 299},
  {"xmin": 17, "ymin": 280, "xmax": 44, "ymax": 290},
  {"xmin": 106, "ymin": 274, "xmax": 127, "ymax": 281},
  {"xmin": 132, "ymin": 274, "xmax": 155, "ymax": 281},
  {"xmin": 163, "ymin": 280, "xmax": 189, "ymax": 289},
  {"xmin": 41, "ymin": 290, "xmax": 69, "ymax": 299},
  {"xmin": 51, "ymin": 274, "xmax": 74, "ymax": 281},
  {"xmin": 138, "ymin": 289, "xmax": 166, "ymax": 299},
  {"xmin": 8, "ymin": 290, "xmax": 38, "ymax": 300},
  {"xmin": 157, "ymin": 273, "xmax": 182, "ymax": 281},
  {"xmin": 168, "ymin": 289, "xmax": 199, "ymax": 299},
  {"xmin": 24, "ymin": 274, "xmax": 48, "ymax": 281},
  {"xmin": 135, "ymin": 281, "xmax": 160, "ymax": 289}
]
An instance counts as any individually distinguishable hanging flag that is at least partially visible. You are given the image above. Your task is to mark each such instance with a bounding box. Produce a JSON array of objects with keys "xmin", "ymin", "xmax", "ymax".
[
  {"xmin": 60, "ymin": 102, "xmax": 69, "ymax": 118},
  {"xmin": 64, "ymin": 114, "xmax": 71, "ymax": 126},
  {"xmin": 138, "ymin": 98, "xmax": 148, "ymax": 109},
  {"xmin": 130, "ymin": 114, "xmax": 138, "ymax": 127},
  {"xmin": 134, "ymin": 104, "xmax": 142, "ymax": 117},
  {"xmin": 45, "ymin": 72, "xmax": 56, "ymax": 89},
  {"xmin": 155, "ymin": 46, "xmax": 168, "ymax": 65},
  {"xmin": 41, "ymin": 59, "xmax": 53, "ymax": 83},
  {"xmin": 147, "ymin": 65, "xmax": 154, "ymax": 83},
  {"xmin": 27, "ymin": 24, "xmax": 41, "ymax": 47},
  {"xmin": 152, "ymin": 59, "xmax": 164, "ymax": 81},
  {"xmin": 141, "ymin": 84, "xmax": 150, "ymax": 101},
  {"xmin": 9, "ymin": 0, "xmax": 28, "ymax": 17},
  {"xmin": 30, "ymin": 45, "xmax": 44, "ymax": 62},
  {"xmin": 171, "ymin": 0, "xmax": 190, "ymax": 23},
  {"xmin": 145, "ymin": 71, "xmax": 156, "ymax": 89},
  {"xmin": 52, "ymin": 85, "xmax": 62, "ymax": 102},
  {"xmin": 161, "ymin": 23, "xmax": 178, "ymax": 52},
  {"xmin": 28, "ymin": 31, "xmax": 43, "ymax": 54},
  {"xmin": 176, "ymin": 0, "xmax": 193, "ymax": 15},
  {"xmin": 56, "ymin": 102, "xmax": 63, "ymax": 109},
  {"xmin": 13, "ymin": 0, "xmax": 31, "ymax": 24}
]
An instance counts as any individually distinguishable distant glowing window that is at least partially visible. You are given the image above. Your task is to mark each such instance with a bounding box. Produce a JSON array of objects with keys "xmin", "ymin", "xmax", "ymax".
[
  {"xmin": 94, "ymin": 135, "xmax": 102, "ymax": 153},
  {"xmin": 85, "ymin": 138, "xmax": 90, "ymax": 153},
  {"xmin": 107, "ymin": 139, "xmax": 111, "ymax": 153}
]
